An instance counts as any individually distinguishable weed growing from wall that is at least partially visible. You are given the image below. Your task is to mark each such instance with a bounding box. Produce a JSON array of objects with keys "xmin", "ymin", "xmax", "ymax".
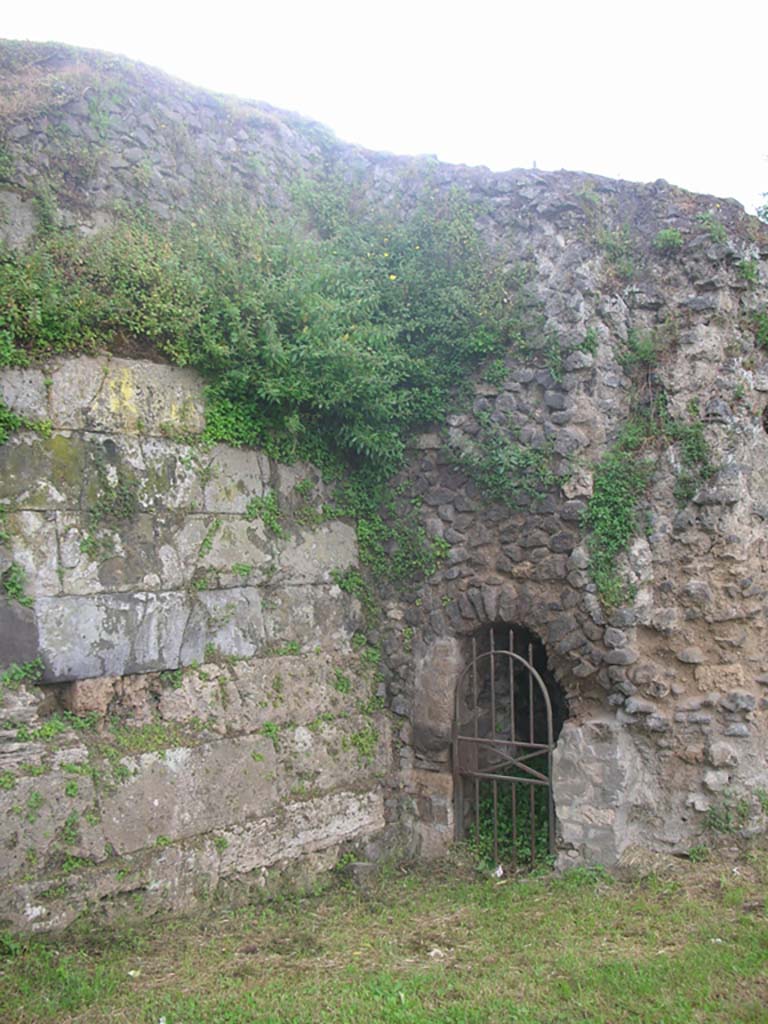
[
  {"xmin": 453, "ymin": 414, "xmax": 559, "ymax": 507},
  {"xmin": 0, "ymin": 658, "xmax": 44, "ymax": 690},
  {"xmin": 2, "ymin": 562, "xmax": 33, "ymax": 607},
  {"xmin": 652, "ymin": 229, "xmax": 683, "ymax": 254},
  {"xmin": 244, "ymin": 492, "xmax": 284, "ymax": 538},
  {"xmin": 583, "ymin": 391, "xmax": 716, "ymax": 606},
  {"xmin": 0, "ymin": 399, "xmax": 51, "ymax": 445}
]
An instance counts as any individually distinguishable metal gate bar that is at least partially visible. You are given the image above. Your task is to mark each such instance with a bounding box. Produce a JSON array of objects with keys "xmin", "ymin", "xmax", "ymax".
[{"xmin": 453, "ymin": 628, "xmax": 555, "ymax": 867}]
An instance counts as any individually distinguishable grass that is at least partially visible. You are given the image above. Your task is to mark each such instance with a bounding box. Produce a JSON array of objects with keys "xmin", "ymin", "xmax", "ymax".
[{"xmin": 1, "ymin": 850, "xmax": 768, "ymax": 1023}]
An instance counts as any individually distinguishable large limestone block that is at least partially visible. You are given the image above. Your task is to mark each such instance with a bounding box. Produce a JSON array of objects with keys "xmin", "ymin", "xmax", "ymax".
[
  {"xmin": 179, "ymin": 586, "xmax": 266, "ymax": 663},
  {"xmin": 137, "ymin": 437, "xmax": 206, "ymax": 511},
  {"xmin": 0, "ymin": 368, "xmax": 48, "ymax": 421},
  {"xmin": 217, "ymin": 790, "xmax": 385, "ymax": 876},
  {"xmin": 3, "ymin": 511, "xmax": 60, "ymax": 598},
  {"xmin": 203, "ymin": 445, "xmax": 271, "ymax": 514},
  {"xmin": 99, "ymin": 735, "xmax": 277, "ymax": 853},
  {"xmin": 49, "ymin": 356, "xmax": 205, "ymax": 434},
  {"xmin": 0, "ymin": 771, "xmax": 105, "ymax": 880},
  {"xmin": 278, "ymin": 522, "xmax": 358, "ymax": 583},
  {"xmin": 0, "ymin": 433, "xmax": 85, "ymax": 510},
  {"xmin": 552, "ymin": 719, "xmax": 659, "ymax": 866},
  {"xmin": 36, "ymin": 591, "xmax": 190, "ymax": 679},
  {"xmin": 0, "ymin": 597, "xmax": 39, "ymax": 670},
  {"xmin": 187, "ymin": 515, "xmax": 273, "ymax": 579},
  {"xmin": 261, "ymin": 583, "xmax": 361, "ymax": 651}
]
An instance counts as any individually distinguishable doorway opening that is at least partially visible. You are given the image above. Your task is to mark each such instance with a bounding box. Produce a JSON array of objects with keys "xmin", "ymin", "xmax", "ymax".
[{"xmin": 453, "ymin": 624, "xmax": 567, "ymax": 869}]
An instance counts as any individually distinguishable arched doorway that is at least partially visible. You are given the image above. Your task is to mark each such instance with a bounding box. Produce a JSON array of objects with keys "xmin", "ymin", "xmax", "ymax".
[{"xmin": 453, "ymin": 624, "xmax": 567, "ymax": 868}]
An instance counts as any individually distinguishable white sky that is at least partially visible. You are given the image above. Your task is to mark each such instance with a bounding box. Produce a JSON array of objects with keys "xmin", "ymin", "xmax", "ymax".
[{"xmin": 3, "ymin": 1, "xmax": 767, "ymax": 214}]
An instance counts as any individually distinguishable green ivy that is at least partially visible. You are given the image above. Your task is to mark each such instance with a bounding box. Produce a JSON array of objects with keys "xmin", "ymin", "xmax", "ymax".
[
  {"xmin": 583, "ymin": 396, "xmax": 716, "ymax": 606},
  {"xmin": 581, "ymin": 440, "xmax": 654, "ymax": 607},
  {"xmin": 0, "ymin": 399, "xmax": 51, "ymax": 446},
  {"xmin": 452, "ymin": 415, "xmax": 558, "ymax": 506},
  {"xmin": 346, "ymin": 724, "xmax": 379, "ymax": 765},
  {"xmin": 14, "ymin": 711, "xmax": 99, "ymax": 742},
  {"xmin": 0, "ymin": 658, "xmax": 44, "ymax": 690},
  {"xmin": 2, "ymin": 562, "xmax": 33, "ymax": 607},
  {"xmin": 330, "ymin": 568, "xmax": 376, "ymax": 618},
  {"xmin": 244, "ymin": 491, "xmax": 284, "ymax": 537}
]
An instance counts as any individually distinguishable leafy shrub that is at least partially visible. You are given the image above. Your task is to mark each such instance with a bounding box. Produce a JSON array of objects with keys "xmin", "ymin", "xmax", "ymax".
[
  {"xmin": 652, "ymin": 228, "xmax": 683, "ymax": 254},
  {"xmin": 0, "ymin": 184, "xmax": 509, "ymax": 489}
]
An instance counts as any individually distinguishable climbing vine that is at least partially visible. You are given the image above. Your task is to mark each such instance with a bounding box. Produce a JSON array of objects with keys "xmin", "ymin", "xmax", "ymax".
[{"xmin": 583, "ymin": 390, "xmax": 716, "ymax": 607}]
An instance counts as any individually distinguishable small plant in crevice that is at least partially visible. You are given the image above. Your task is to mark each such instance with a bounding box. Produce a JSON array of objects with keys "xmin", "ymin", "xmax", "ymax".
[
  {"xmin": 753, "ymin": 311, "xmax": 768, "ymax": 350},
  {"xmin": 332, "ymin": 669, "xmax": 351, "ymax": 694},
  {"xmin": 198, "ymin": 518, "xmax": 222, "ymax": 557},
  {"xmin": 696, "ymin": 209, "xmax": 728, "ymax": 244},
  {"xmin": 577, "ymin": 327, "xmax": 599, "ymax": 356},
  {"xmin": 25, "ymin": 790, "xmax": 44, "ymax": 824},
  {"xmin": 245, "ymin": 491, "xmax": 285, "ymax": 538},
  {"xmin": 352, "ymin": 633, "xmax": 381, "ymax": 669},
  {"xmin": 688, "ymin": 844, "xmax": 710, "ymax": 863},
  {"xmin": 274, "ymin": 640, "xmax": 300, "ymax": 656},
  {"xmin": 738, "ymin": 258, "xmax": 759, "ymax": 284},
  {"xmin": 0, "ymin": 505, "xmax": 9, "ymax": 546},
  {"xmin": 0, "ymin": 399, "xmax": 52, "ymax": 446},
  {"xmin": 704, "ymin": 792, "xmax": 752, "ymax": 834},
  {"xmin": 345, "ymin": 724, "xmax": 379, "ymax": 765},
  {"xmin": 452, "ymin": 414, "xmax": 559, "ymax": 508},
  {"xmin": 402, "ymin": 626, "xmax": 414, "ymax": 654},
  {"xmin": 0, "ymin": 142, "xmax": 14, "ymax": 182},
  {"xmin": 61, "ymin": 812, "xmax": 80, "ymax": 844},
  {"xmin": 0, "ymin": 658, "xmax": 44, "ymax": 691},
  {"xmin": 190, "ymin": 567, "xmax": 217, "ymax": 592},
  {"xmin": 260, "ymin": 721, "xmax": 281, "ymax": 749},
  {"xmin": 597, "ymin": 225, "xmax": 635, "ymax": 281},
  {"xmin": 544, "ymin": 334, "xmax": 564, "ymax": 383},
  {"xmin": 2, "ymin": 562, "xmax": 33, "ymax": 607},
  {"xmin": 652, "ymin": 228, "xmax": 683, "ymax": 254},
  {"xmin": 617, "ymin": 328, "xmax": 658, "ymax": 375},
  {"xmin": 159, "ymin": 667, "xmax": 184, "ymax": 688}
]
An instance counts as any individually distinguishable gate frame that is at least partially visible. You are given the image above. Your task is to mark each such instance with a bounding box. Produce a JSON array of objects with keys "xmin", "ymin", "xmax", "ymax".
[{"xmin": 452, "ymin": 627, "xmax": 555, "ymax": 866}]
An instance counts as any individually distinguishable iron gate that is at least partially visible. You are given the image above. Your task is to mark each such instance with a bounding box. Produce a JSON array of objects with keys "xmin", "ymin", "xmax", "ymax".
[{"xmin": 453, "ymin": 627, "xmax": 555, "ymax": 868}]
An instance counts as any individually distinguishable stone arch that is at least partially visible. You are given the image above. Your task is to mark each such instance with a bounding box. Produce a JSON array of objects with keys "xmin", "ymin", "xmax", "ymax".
[{"xmin": 410, "ymin": 582, "xmax": 584, "ymax": 859}]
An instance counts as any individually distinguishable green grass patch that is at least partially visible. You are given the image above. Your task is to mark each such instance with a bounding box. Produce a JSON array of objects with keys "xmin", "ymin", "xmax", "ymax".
[{"xmin": 2, "ymin": 855, "xmax": 768, "ymax": 1023}]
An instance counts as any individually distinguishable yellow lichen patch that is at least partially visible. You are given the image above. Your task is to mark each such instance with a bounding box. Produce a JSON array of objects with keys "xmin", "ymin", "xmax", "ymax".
[{"xmin": 107, "ymin": 368, "xmax": 139, "ymax": 431}]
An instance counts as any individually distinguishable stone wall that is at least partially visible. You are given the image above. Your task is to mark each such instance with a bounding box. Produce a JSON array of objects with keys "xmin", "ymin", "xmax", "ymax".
[
  {"xmin": 376, "ymin": 183, "xmax": 768, "ymax": 868},
  {"xmin": 2, "ymin": 42, "xmax": 768, "ymax": 930},
  {"xmin": 0, "ymin": 356, "xmax": 393, "ymax": 931}
]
